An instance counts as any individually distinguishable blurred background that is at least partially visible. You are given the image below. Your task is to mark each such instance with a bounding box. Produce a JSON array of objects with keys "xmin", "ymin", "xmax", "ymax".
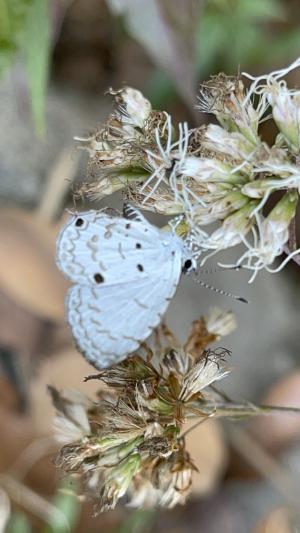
[{"xmin": 1, "ymin": 0, "xmax": 300, "ymax": 531}]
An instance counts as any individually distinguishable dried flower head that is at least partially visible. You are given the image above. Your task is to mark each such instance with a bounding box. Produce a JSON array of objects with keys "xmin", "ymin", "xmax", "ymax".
[
  {"xmin": 51, "ymin": 309, "xmax": 300, "ymax": 513},
  {"xmin": 51, "ymin": 310, "xmax": 236, "ymax": 513},
  {"xmin": 74, "ymin": 59, "xmax": 300, "ymax": 280}
]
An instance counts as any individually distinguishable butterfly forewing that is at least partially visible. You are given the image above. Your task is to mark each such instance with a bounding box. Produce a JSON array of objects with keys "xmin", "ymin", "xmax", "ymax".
[{"xmin": 56, "ymin": 210, "xmax": 179, "ymax": 286}]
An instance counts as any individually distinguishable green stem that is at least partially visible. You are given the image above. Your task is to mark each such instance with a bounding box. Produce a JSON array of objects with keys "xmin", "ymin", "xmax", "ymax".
[{"xmin": 190, "ymin": 401, "xmax": 300, "ymax": 419}]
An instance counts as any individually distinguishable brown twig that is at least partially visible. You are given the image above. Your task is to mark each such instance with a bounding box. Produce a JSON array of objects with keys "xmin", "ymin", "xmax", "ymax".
[{"xmin": 35, "ymin": 147, "xmax": 80, "ymax": 223}]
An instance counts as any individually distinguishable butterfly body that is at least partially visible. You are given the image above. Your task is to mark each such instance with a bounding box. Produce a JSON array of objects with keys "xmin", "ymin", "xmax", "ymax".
[{"xmin": 56, "ymin": 209, "xmax": 192, "ymax": 369}]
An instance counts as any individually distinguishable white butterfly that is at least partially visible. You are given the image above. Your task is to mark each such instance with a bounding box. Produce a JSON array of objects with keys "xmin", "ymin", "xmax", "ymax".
[{"xmin": 56, "ymin": 205, "xmax": 195, "ymax": 369}]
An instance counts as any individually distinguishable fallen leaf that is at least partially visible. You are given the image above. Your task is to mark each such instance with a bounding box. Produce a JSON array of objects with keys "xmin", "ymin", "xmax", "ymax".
[
  {"xmin": 253, "ymin": 507, "xmax": 293, "ymax": 533},
  {"xmin": 250, "ymin": 371, "xmax": 300, "ymax": 453},
  {"xmin": 30, "ymin": 347, "xmax": 101, "ymax": 435},
  {"xmin": 0, "ymin": 208, "xmax": 69, "ymax": 321},
  {"xmin": 184, "ymin": 418, "xmax": 228, "ymax": 496}
]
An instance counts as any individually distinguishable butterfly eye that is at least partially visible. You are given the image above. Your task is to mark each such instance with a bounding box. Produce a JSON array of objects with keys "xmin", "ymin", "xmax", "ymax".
[{"xmin": 182, "ymin": 258, "xmax": 196, "ymax": 274}]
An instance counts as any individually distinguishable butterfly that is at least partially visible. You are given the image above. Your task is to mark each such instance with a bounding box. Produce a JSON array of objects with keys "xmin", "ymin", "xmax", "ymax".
[{"xmin": 56, "ymin": 205, "xmax": 195, "ymax": 369}]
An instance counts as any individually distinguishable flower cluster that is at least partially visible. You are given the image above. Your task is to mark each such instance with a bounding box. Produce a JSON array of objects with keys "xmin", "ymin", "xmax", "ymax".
[
  {"xmin": 50, "ymin": 309, "xmax": 236, "ymax": 512},
  {"xmin": 76, "ymin": 59, "xmax": 300, "ymax": 281}
]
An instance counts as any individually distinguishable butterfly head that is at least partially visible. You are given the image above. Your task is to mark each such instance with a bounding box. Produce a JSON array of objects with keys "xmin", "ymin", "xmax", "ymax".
[{"xmin": 181, "ymin": 254, "xmax": 197, "ymax": 275}]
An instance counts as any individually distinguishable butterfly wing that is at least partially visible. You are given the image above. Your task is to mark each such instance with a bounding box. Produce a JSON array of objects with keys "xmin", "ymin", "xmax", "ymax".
[
  {"xmin": 56, "ymin": 210, "xmax": 177, "ymax": 286},
  {"xmin": 66, "ymin": 253, "xmax": 182, "ymax": 369}
]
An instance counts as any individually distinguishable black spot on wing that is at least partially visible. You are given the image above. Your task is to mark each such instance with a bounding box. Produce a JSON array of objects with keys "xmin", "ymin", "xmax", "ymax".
[
  {"xmin": 75, "ymin": 218, "xmax": 84, "ymax": 227},
  {"xmin": 94, "ymin": 273, "xmax": 104, "ymax": 283}
]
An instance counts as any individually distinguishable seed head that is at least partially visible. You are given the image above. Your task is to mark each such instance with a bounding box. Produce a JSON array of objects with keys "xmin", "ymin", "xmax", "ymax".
[{"xmin": 51, "ymin": 313, "xmax": 234, "ymax": 512}]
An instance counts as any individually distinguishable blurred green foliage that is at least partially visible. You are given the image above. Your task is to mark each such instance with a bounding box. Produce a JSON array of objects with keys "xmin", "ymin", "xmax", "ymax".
[
  {"xmin": 147, "ymin": 0, "xmax": 300, "ymax": 107},
  {"xmin": 197, "ymin": 0, "xmax": 300, "ymax": 75},
  {"xmin": 7, "ymin": 512, "xmax": 32, "ymax": 533},
  {"xmin": 6, "ymin": 478, "xmax": 80, "ymax": 533},
  {"xmin": 43, "ymin": 478, "xmax": 80, "ymax": 533},
  {"xmin": 1, "ymin": 0, "xmax": 300, "ymax": 130},
  {"xmin": 0, "ymin": 0, "xmax": 50, "ymax": 134},
  {"xmin": 115, "ymin": 509, "xmax": 155, "ymax": 533},
  {"xmin": 0, "ymin": 0, "xmax": 32, "ymax": 75},
  {"xmin": 23, "ymin": 0, "xmax": 50, "ymax": 135}
]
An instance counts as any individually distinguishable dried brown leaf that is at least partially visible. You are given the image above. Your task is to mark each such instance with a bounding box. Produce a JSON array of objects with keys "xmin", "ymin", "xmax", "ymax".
[
  {"xmin": 30, "ymin": 348, "xmax": 103, "ymax": 435},
  {"xmin": 184, "ymin": 418, "xmax": 228, "ymax": 496},
  {"xmin": 250, "ymin": 371, "xmax": 300, "ymax": 453},
  {"xmin": 0, "ymin": 209, "xmax": 69, "ymax": 321},
  {"xmin": 253, "ymin": 507, "xmax": 293, "ymax": 533}
]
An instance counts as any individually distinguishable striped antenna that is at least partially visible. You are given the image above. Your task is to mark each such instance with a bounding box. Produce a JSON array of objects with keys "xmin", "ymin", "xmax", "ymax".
[
  {"xmin": 193, "ymin": 271, "xmax": 248, "ymax": 304},
  {"xmin": 199, "ymin": 265, "xmax": 243, "ymax": 275},
  {"xmin": 123, "ymin": 202, "xmax": 148, "ymax": 223}
]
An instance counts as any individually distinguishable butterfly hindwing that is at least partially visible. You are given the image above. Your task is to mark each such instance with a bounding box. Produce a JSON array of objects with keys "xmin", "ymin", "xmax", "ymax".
[{"xmin": 67, "ymin": 252, "xmax": 182, "ymax": 368}]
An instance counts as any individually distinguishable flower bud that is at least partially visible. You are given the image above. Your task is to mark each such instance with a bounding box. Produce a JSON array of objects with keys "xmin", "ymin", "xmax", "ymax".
[
  {"xmin": 203, "ymin": 201, "xmax": 259, "ymax": 249},
  {"xmin": 249, "ymin": 191, "xmax": 299, "ymax": 270},
  {"xmin": 203, "ymin": 124, "xmax": 256, "ymax": 163},
  {"xmin": 181, "ymin": 155, "xmax": 245, "ymax": 184},
  {"xmin": 267, "ymin": 189, "xmax": 298, "ymax": 227},
  {"xmin": 113, "ymin": 87, "xmax": 152, "ymax": 128},
  {"xmin": 97, "ymin": 436, "xmax": 144, "ymax": 467},
  {"xmin": 268, "ymin": 86, "xmax": 300, "ymax": 153},
  {"xmin": 242, "ymin": 179, "xmax": 275, "ymax": 198},
  {"xmin": 99, "ymin": 453, "xmax": 141, "ymax": 511},
  {"xmin": 194, "ymin": 192, "xmax": 249, "ymax": 225}
]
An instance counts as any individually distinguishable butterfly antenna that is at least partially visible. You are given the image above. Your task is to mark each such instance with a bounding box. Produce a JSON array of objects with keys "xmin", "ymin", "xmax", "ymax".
[
  {"xmin": 193, "ymin": 272, "xmax": 248, "ymax": 303},
  {"xmin": 199, "ymin": 265, "xmax": 243, "ymax": 275},
  {"xmin": 123, "ymin": 202, "xmax": 142, "ymax": 221}
]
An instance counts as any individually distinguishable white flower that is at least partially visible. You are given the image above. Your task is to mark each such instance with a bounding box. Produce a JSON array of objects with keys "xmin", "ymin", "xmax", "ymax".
[
  {"xmin": 234, "ymin": 191, "xmax": 299, "ymax": 282},
  {"xmin": 159, "ymin": 470, "xmax": 191, "ymax": 508},
  {"xmin": 140, "ymin": 118, "xmax": 197, "ymax": 209},
  {"xmin": 130, "ymin": 181, "xmax": 184, "ymax": 214},
  {"xmin": 194, "ymin": 191, "xmax": 249, "ymax": 225},
  {"xmin": 202, "ymin": 124, "xmax": 256, "ymax": 162},
  {"xmin": 242, "ymin": 56, "xmax": 300, "ymax": 148},
  {"xmin": 181, "ymin": 156, "xmax": 237, "ymax": 183},
  {"xmin": 199, "ymin": 201, "xmax": 258, "ymax": 259},
  {"xmin": 179, "ymin": 357, "xmax": 231, "ymax": 402},
  {"xmin": 50, "ymin": 388, "xmax": 92, "ymax": 444},
  {"xmin": 128, "ymin": 478, "xmax": 160, "ymax": 508},
  {"xmin": 270, "ymin": 88, "xmax": 300, "ymax": 152},
  {"xmin": 155, "ymin": 451, "xmax": 195, "ymax": 508},
  {"xmin": 113, "ymin": 87, "xmax": 152, "ymax": 129}
]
